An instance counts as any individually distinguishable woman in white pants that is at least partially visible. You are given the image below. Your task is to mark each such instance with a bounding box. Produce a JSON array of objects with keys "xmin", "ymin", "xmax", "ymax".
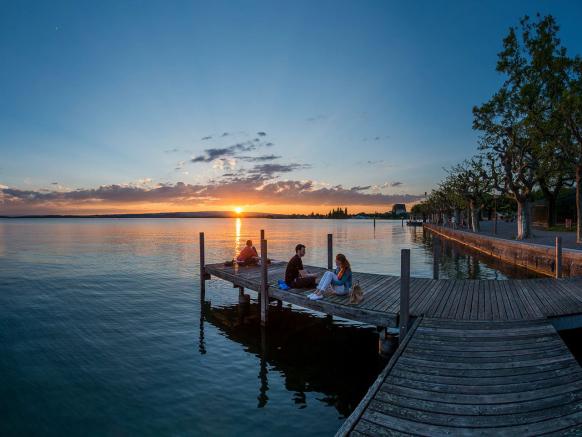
[{"xmin": 309, "ymin": 254, "xmax": 352, "ymax": 300}]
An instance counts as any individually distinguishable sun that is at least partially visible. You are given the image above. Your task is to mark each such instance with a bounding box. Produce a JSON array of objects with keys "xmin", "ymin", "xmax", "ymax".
[{"xmin": 234, "ymin": 207, "xmax": 243, "ymax": 214}]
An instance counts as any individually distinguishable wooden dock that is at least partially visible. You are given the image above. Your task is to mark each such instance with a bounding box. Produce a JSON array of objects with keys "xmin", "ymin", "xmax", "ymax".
[
  {"xmin": 203, "ymin": 262, "xmax": 582, "ymax": 325},
  {"xmin": 337, "ymin": 317, "xmax": 582, "ymax": 436},
  {"xmin": 199, "ymin": 232, "xmax": 582, "ymax": 435}
]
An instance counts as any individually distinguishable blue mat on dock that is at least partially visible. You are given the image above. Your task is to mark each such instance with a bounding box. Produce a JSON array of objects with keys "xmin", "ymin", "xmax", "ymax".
[{"xmin": 277, "ymin": 279, "xmax": 290, "ymax": 291}]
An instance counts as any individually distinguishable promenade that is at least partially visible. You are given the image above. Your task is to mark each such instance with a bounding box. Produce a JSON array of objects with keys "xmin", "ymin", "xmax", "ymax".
[{"xmin": 467, "ymin": 220, "xmax": 581, "ymax": 251}]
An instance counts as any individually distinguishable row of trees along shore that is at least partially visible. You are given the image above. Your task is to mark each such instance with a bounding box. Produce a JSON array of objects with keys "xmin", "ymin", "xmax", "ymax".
[{"xmin": 412, "ymin": 14, "xmax": 582, "ymax": 241}]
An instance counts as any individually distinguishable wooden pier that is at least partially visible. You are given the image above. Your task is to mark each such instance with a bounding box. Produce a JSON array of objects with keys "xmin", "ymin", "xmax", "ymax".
[
  {"xmin": 199, "ymin": 232, "xmax": 582, "ymax": 435},
  {"xmin": 337, "ymin": 317, "xmax": 582, "ymax": 436}
]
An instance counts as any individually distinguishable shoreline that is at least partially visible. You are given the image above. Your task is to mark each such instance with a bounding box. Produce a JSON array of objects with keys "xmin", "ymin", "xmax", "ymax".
[{"xmin": 425, "ymin": 223, "xmax": 582, "ymax": 278}]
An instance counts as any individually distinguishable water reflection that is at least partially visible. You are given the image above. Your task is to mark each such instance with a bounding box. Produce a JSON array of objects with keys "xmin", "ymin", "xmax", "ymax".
[
  {"xmin": 235, "ymin": 218, "xmax": 242, "ymax": 255},
  {"xmin": 200, "ymin": 299, "xmax": 389, "ymax": 417},
  {"xmin": 422, "ymin": 229, "xmax": 539, "ymax": 279}
]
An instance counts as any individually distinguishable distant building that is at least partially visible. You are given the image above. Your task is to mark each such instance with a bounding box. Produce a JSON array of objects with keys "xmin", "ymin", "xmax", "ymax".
[{"xmin": 391, "ymin": 204, "xmax": 407, "ymax": 216}]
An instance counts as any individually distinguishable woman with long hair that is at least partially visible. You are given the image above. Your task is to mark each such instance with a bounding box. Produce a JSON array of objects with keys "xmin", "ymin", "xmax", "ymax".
[{"xmin": 308, "ymin": 253, "xmax": 352, "ymax": 300}]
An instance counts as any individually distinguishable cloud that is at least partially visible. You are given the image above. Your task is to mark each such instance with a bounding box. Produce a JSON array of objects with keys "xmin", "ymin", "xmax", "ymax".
[
  {"xmin": 212, "ymin": 158, "xmax": 237, "ymax": 171},
  {"xmin": 191, "ymin": 142, "xmax": 257, "ymax": 163},
  {"xmin": 201, "ymin": 136, "xmax": 212, "ymax": 141},
  {"xmin": 164, "ymin": 148, "xmax": 180, "ymax": 153},
  {"xmin": 306, "ymin": 114, "xmax": 328, "ymax": 122},
  {"xmin": 257, "ymin": 132, "xmax": 267, "ymax": 137},
  {"xmin": 0, "ymin": 180, "xmax": 424, "ymax": 214},
  {"xmin": 350, "ymin": 185, "xmax": 371, "ymax": 191},
  {"xmin": 248, "ymin": 163, "xmax": 310, "ymax": 178},
  {"xmin": 238, "ymin": 154, "xmax": 280, "ymax": 162},
  {"xmin": 221, "ymin": 132, "xmax": 229, "ymax": 137},
  {"xmin": 265, "ymin": 142, "xmax": 274, "ymax": 147},
  {"xmin": 51, "ymin": 182, "xmax": 59, "ymax": 185},
  {"xmin": 391, "ymin": 181, "xmax": 403, "ymax": 187}
]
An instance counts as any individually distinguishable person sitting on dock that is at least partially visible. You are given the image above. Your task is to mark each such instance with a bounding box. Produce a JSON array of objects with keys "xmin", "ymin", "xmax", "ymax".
[
  {"xmin": 236, "ymin": 240, "xmax": 259, "ymax": 265},
  {"xmin": 285, "ymin": 244, "xmax": 318, "ymax": 288},
  {"xmin": 308, "ymin": 254, "xmax": 352, "ymax": 300}
]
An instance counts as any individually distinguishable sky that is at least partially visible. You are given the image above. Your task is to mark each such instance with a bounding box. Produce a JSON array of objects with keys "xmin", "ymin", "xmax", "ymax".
[{"xmin": 1, "ymin": 0, "xmax": 582, "ymax": 215}]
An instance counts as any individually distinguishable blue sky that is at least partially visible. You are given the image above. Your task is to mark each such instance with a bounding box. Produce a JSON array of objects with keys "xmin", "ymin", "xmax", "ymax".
[{"xmin": 1, "ymin": 0, "xmax": 581, "ymax": 214}]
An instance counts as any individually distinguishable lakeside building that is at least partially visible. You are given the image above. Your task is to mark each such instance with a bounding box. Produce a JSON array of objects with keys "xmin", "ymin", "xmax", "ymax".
[{"xmin": 391, "ymin": 204, "xmax": 407, "ymax": 216}]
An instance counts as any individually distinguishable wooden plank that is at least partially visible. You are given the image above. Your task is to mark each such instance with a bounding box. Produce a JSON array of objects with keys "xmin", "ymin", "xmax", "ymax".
[
  {"xmin": 335, "ymin": 318, "xmax": 423, "ymax": 437},
  {"xmin": 374, "ymin": 388, "xmax": 582, "ymax": 417}
]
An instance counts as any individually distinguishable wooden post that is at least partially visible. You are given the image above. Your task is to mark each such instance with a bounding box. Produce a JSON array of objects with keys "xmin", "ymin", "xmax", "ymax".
[
  {"xmin": 555, "ymin": 236, "xmax": 562, "ymax": 279},
  {"xmin": 260, "ymin": 239, "xmax": 269, "ymax": 326},
  {"xmin": 327, "ymin": 233, "xmax": 333, "ymax": 270},
  {"xmin": 400, "ymin": 249, "xmax": 410, "ymax": 340},
  {"xmin": 433, "ymin": 237, "xmax": 440, "ymax": 280},
  {"xmin": 260, "ymin": 229, "xmax": 265, "ymax": 242},
  {"xmin": 373, "ymin": 217, "xmax": 376, "ymax": 228},
  {"xmin": 199, "ymin": 232, "xmax": 206, "ymax": 298}
]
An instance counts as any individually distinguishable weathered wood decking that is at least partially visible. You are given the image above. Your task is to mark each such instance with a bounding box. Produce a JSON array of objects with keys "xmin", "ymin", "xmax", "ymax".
[
  {"xmin": 204, "ymin": 262, "xmax": 582, "ymax": 326},
  {"xmin": 204, "ymin": 261, "xmax": 582, "ymax": 435},
  {"xmin": 337, "ymin": 317, "xmax": 582, "ymax": 436}
]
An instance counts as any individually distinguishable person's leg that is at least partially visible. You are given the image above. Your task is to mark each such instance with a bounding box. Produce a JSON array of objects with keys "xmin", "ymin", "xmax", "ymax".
[
  {"xmin": 333, "ymin": 285, "xmax": 349, "ymax": 296},
  {"xmin": 317, "ymin": 271, "xmax": 333, "ymax": 291}
]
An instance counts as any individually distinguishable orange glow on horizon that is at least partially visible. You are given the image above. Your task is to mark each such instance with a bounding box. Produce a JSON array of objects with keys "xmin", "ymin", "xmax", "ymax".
[{"xmin": 1, "ymin": 200, "xmax": 422, "ymax": 216}]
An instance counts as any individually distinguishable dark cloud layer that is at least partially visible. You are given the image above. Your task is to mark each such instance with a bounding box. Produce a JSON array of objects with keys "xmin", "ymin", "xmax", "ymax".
[
  {"xmin": 248, "ymin": 163, "xmax": 310, "ymax": 178},
  {"xmin": 191, "ymin": 142, "xmax": 257, "ymax": 163},
  {"xmin": 1, "ymin": 180, "xmax": 423, "ymax": 213},
  {"xmin": 238, "ymin": 154, "xmax": 281, "ymax": 162},
  {"xmin": 391, "ymin": 181, "xmax": 403, "ymax": 187}
]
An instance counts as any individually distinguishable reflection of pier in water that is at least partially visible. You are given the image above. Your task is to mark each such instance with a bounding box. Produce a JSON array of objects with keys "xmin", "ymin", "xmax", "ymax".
[{"xmin": 199, "ymin": 299, "xmax": 395, "ymax": 417}]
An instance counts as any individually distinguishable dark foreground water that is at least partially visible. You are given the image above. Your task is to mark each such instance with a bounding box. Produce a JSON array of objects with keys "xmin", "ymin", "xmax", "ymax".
[{"xmin": 0, "ymin": 218, "xmax": 558, "ymax": 436}]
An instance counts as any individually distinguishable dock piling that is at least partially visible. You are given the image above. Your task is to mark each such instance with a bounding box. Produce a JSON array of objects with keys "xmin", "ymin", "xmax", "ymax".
[
  {"xmin": 400, "ymin": 249, "xmax": 410, "ymax": 340},
  {"xmin": 260, "ymin": 229, "xmax": 265, "ymax": 242},
  {"xmin": 555, "ymin": 236, "xmax": 562, "ymax": 279},
  {"xmin": 260, "ymin": 238, "xmax": 269, "ymax": 326},
  {"xmin": 432, "ymin": 237, "xmax": 440, "ymax": 280},
  {"xmin": 327, "ymin": 234, "xmax": 333, "ymax": 270},
  {"xmin": 200, "ymin": 232, "xmax": 207, "ymax": 298}
]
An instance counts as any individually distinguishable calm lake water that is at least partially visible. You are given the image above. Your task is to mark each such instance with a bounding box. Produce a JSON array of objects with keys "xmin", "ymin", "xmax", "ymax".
[{"xmin": 0, "ymin": 218, "xmax": 543, "ymax": 436}]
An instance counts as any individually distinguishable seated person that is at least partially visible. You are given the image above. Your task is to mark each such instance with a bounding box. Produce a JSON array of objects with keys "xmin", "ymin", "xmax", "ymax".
[
  {"xmin": 309, "ymin": 254, "xmax": 352, "ymax": 300},
  {"xmin": 236, "ymin": 240, "xmax": 259, "ymax": 265},
  {"xmin": 285, "ymin": 244, "xmax": 318, "ymax": 288}
]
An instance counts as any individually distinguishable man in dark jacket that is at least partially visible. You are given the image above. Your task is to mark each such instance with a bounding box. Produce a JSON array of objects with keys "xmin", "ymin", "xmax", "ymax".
[{"xmin": 285, "ymin": 244, "xmax": 318, "ymax": 288}]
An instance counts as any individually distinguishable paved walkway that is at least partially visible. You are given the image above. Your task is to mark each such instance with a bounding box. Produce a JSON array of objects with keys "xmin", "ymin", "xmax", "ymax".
[{"xmin": 460, "ymin": 221, "xmax": 582, "ymax": 251}]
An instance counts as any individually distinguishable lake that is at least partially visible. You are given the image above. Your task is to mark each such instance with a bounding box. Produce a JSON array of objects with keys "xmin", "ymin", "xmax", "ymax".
[{"xmin": 0, "ymin": 218, "xmax": 542, "ymax": 436}]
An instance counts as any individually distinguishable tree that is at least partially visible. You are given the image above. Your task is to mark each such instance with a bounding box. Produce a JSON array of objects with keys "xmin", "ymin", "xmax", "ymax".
[
  {"xmin": 517, "ymin": 15, "xmax": 576, "ymax": 229},
  {"xmin": 447, "ymin": 156, "xmax": 493, "ymax": 232},
  {"xmin": 559, "ymin": 57, "xmax": 582, "ymax": 241},
  {"xmin": 473, "ymin": 21, "xmax": 542, "ymax": 240}
]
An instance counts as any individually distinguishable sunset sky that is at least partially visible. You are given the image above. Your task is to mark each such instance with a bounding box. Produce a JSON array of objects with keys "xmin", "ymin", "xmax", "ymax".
[{"xmin": 2, "ymin": 0, "xmax": 582, "ymax": 215}]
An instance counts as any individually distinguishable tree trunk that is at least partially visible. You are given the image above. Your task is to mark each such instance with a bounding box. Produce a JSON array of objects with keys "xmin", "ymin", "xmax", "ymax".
[
  {"xmin": 516, "ymin": 199, "xmax": 532, "ymax": 240},
  {"xmin": 547, "ymin": 195, "xmax": 557, "ymax": 228},
  {"xmin": 577, "ymin": 165, "xmax": 582, "ymax": 244},
  {"xmin": 469, "ymin": 200, "xmax": 480, "ymax": 232}
]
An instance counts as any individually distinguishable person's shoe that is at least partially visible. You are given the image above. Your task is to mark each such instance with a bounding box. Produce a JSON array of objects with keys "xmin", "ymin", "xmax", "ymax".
[{"xmin": 309, "ymin": 294, "xmax": 323, "ymax": 301}]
